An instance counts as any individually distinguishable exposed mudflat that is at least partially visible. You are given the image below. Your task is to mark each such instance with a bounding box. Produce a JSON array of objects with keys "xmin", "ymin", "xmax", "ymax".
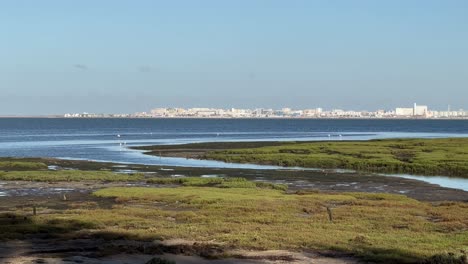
[
  {"xmin": 2, "ymin": 156, "xmax": 468, "ymax": 202},
  {"xmin": 2, "ymin": 170, "xmax": 468, "ymax": 203}
]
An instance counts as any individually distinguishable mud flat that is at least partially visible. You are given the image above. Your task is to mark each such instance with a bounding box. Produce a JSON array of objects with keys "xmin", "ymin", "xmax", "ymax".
[{"xmin": 1, "ymin": 157, "xmax": 468, "ymax": 202}]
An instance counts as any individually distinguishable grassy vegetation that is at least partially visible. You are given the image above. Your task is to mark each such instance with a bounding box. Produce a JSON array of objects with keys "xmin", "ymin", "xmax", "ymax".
[
  {"xmin": 0, "ymin": 170, "xmax": 145, "ymax": 182},
  {"xmin": 3, "ymin": 183, "xmax": 465, "ymax": 263},
  {"xmin": 80, "ymin": 188, "xmax": 467, "ymax": 262},
  {"xmin": 203, "ymin": 138, "xmax": 468, "ymax": 177},
  {"xmin": 0, "ymin": 212, "xmax": 94, "ymax": 239},
  {"xmin": 147, "ymin": 177, "xmax": 288, "ymax": 191},
  {"xmin": 1, "ymin": 147, "xmax": 467, "ymax": 263},
  {"xmin": 0, "ymin": 170, "xmax": 287, "ymax": 191},
  {"xmin": 0, "ymin": 161, "xmax": 48, "ymax": 171}
]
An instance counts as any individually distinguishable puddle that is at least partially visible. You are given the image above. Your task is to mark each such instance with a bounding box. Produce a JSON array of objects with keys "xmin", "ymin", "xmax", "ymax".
[
  {"xmin": 48, "ymin": 165, "xmax": 60, "ymax": 170},
  {"xmin": 52, "ymin": 188, "xmax": 74, "ymax": 191},
  {"xmin": 5, "ymin": 187, "xmax": 78, "ymax": 197},
  {"xmin": 335, "ymin": 183, "xmax": 351, "ymax": 187},
  {"xmin": 115, "ymin": 169, "xmax": 139, "ymax": 174},
  {"xmin": 201, "ymin": 174, "xmax": 224, "ymax": 178},
  {"xmin": 382, "ymin": 173, "xmax": 468, "ymax": 192},
  {"xmin": 333, "ymin": 169, "xmax": 356, "ymax": 173}
]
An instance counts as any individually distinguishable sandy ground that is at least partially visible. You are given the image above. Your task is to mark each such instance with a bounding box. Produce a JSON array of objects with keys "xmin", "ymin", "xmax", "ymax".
[{"xmin": 0, "ymin": 239, "xmax": 359, "ymax": 264}]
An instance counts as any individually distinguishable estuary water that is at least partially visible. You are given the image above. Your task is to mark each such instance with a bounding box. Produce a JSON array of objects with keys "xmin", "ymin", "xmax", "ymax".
[{"xmin": 1, "ymin": 118, "xmax": 468, "ymax": 190}]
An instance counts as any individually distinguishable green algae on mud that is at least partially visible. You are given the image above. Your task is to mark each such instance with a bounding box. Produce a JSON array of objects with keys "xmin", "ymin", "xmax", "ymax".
[
  {"xmin": 1, "ymin": 156, "xmax": 467, "ymax": 202},
  {"xmin": 0, "ymin": 170, "xmax": 145, "ymax": 182},
  {"xmin": 147, "ymin": 176, "xmax": 288, "ymax": 191},
  {"xmin": 0, "ymin": 160, "xmax": 48, "ymax": 171}
]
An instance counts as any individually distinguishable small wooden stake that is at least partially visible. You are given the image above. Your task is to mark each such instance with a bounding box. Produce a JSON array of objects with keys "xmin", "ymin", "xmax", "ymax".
[{"xmin": 326, "ymin": 206, "xmax": 333, "ymax": 222}]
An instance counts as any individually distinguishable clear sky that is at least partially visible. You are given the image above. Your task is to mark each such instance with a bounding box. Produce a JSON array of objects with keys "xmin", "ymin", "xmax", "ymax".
[{"xmin": 1, "ymin": 0, "xmax": 467, "ymax": 115}]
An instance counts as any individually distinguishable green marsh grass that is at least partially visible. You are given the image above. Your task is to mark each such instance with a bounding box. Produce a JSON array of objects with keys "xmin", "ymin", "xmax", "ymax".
[
  {"xmin": 13, "ymin": 186, "xmax": 461, "ymax": 263},
  {"xmin": 0, "ymin": 161, "xmax": 48, "ymax": 171},
  {"xmin": 0, "ymin": 170, "xmax": 144, "ymax": 182},
  {"xmin": 147, "ymin": 176, "xmax": 287, "ymax": 190},
  {"xmin": 204, "ymin": 138, "xmax": 468, "ymax": 177},
  {"xmin": 2, "ymin": 184, "xmax": 467, "ymax": 263}
]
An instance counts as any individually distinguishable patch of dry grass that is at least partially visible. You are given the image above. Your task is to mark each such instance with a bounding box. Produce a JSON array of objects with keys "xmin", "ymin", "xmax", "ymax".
[{"xmin": 26, "ymin": 186, "xmax": 466, "ymax": 263}]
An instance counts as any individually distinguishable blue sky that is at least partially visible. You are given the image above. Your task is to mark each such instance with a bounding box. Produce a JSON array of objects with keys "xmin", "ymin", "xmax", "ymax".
[{"xmin": 1, "ymin": 0, "xmax": 467, "ymax": 114}]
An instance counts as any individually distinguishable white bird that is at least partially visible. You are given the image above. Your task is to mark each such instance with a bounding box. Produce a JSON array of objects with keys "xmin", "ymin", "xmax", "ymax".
[{"xmin": 117, "ymin": 134, "xmax": 121, "ymax": 138}]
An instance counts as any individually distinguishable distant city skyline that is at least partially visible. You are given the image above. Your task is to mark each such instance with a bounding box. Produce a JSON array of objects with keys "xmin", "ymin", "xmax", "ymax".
[
  {"xmin": 1, "ymin": 1, "xmax": 467, "ymax": 115},
  {"xmin": 57, "ymin": 103, "xmax": 468, "ymax": 119},
  {"xmin": 2, "ymin": 102, "xmax": 467, "ymax": 117}
]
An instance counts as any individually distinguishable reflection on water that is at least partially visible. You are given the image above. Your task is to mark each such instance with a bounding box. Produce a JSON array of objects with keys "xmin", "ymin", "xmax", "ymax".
[{"xmin": 382, "ymin": 174, "xmax": 468, "ymax": 192}]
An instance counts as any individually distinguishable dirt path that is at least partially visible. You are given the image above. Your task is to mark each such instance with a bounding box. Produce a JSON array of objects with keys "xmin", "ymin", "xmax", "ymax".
[{"xmin": 0, "ymin": 239, "xmax": 360, "ymax": 264}]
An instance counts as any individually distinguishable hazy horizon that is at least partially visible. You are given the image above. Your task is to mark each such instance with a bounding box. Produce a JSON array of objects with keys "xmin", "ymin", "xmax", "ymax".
[{"xmin": 1, "ymin": 1, "xmax": 467, "ymax": 115}]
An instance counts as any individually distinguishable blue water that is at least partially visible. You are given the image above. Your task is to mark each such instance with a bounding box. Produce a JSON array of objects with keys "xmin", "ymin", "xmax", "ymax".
[
  {"xmin": 1, "ymin": 118, "xmax": 468, "ymax": 164},
  {"xmin": 1, "ymin": 118, "xmax": 468, "ymax": 191}
]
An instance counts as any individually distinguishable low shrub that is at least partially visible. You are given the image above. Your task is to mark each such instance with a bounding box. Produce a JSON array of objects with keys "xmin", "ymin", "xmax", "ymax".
[
  {"xmin": 147, "ymin": 176, "xmax": 287, "ymax": 190},
  {"xmin": 0, "ymin": 161, "xmax": 48, "ymax": 171}
]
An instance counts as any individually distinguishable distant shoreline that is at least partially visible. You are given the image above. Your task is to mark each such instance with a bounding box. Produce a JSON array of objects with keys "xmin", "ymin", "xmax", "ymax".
[{"xmin": 2, "ymin": 116, "xmax": 468, "ymax": 120}]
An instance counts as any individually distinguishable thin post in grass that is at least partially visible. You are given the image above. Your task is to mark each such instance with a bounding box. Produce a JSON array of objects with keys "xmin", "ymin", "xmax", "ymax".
[
  {"xmin": 33, "ymin": 205, "xmax": 37, "ymax": 216},
  {"xmin": 326, "ymin": 206, "xmax": 333, "ymax": 222}
]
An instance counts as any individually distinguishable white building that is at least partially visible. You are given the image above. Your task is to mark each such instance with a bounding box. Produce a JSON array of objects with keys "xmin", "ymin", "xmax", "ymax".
[
  {"xmin": 150, "ymin": 108, "xmax": 167, "ymax": 117},
  {"xmin": 395, "ymin": 103, "xmax": 428, "ymax": 117},
  {"xmin": 395, "ymin": 108, "xmax": 414, "ymax": 116},
  {"xmin": 413, "ymin": 103, "xmax": 428, "ymax": 116}
]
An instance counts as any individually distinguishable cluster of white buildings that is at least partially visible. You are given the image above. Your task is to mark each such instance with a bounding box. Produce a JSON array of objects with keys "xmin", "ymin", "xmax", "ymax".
[
  {"xmin": 133, "ymin": 107, "xmax": 324, "ymax": 118},
  {"xmin": 393, "ymin": 103, "xmax": 468, "ymax": 118},
  {"xmin": 395, "ymin": 103, "xmax": 429, "ymax": 117},
  {"xmin": 64, "ymin": 104, "xmax": 468, "ymax": 119},
  {"xmin": 64, "ymin": 112, "xmax": 131, "ymax": 118}
]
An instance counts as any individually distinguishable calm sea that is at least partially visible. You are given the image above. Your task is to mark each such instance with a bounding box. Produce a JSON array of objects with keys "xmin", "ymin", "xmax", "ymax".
[
  {"xmin": 1, "ymin": 118, "xmax": 468, "ymax": 167},
  {"xmin": 2, "ymin": 118, "xmax": 468, "ymax": 190}
]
